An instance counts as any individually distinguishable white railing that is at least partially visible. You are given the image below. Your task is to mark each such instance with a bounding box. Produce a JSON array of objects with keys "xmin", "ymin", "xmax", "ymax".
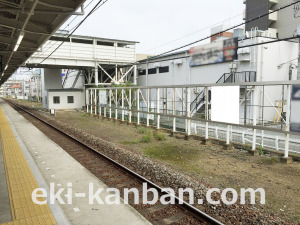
[{"xmin": 85, "ymin": 81, "xmax": 300, "ymax": 158}]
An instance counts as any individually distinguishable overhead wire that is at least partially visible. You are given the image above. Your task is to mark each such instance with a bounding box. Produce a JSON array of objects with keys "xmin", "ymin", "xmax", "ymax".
[
  {"xmin": 37, "ymin": 0, "xmax": 108, "ymax": 64},
  {"xmin": 36, "ymin": 0, "xmax": 109, "ymax": 65},
  {"xmin": 147, "ymin": 1, "xmax": 299, "ymax": 61},
  {"xmin": 137, "ymin": 36, "xmax": 300, "ymax": 65},
  {"xmin": 141, "ymin": 1, "xmax": 273, "ymax": 54},
  {"xmin": 30, "ymin": 1, "xmax": 299, "ymax": 72},
  {"xmin": 30, "ymin": 0, "xmax": 96, "ymax": 60}
]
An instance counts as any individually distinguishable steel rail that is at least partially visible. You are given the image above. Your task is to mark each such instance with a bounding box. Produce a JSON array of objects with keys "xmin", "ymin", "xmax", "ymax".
[{"xmin": 5, "ymin": 99, "xmax": 223, "ymax": 225}]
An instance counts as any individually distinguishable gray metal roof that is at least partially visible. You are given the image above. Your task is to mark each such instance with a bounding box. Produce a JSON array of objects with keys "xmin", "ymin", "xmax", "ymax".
[
  {"xmin": 0, "ymin": 0, "xmax": 86, "ymax": 86},
  {"xmin": 53, "ymin": 33, "xmax": 139, "ymax": 44}
]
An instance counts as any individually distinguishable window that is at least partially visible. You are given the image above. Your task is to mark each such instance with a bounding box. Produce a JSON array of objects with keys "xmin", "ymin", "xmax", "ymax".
[
  {"xmin": 53, "ymin": 96, "xmax": 60, "ymax": 104},
  {"xmin": 49, "ymin": 36, "xmax": 70, "ymax": 42},
  {"xmin": 67, "ymin": 96, "xmax": 74, "ymax": 104},
  {"xmin": 71, "ymin": 38, "xmax": 93, "ymax": 44},
  {"xmin": 97, "ymin": 41, "xmax": 114, "ymax": 46},
  {"xmin": 159, "ymin": 66, "xmax": 169, "ymax": 73},
  {"xmin": 148, "ymin": 68, "xmax": 157, "ymax": 75},
  {"xmin": 117, "ymin": 43, "xmax": 127, "ymax": 47},
  {"xmin": 117, "ymin": 43, "xmax": 133, "ymax": 48},
  {"xmin": 138, "ymin": 69, "xmax": 146, "ymax": 76}
]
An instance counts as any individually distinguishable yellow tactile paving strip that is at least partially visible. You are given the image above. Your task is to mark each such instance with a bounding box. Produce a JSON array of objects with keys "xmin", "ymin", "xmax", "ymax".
[{"xmin": 0, "ymin": 107, "xmax": 56, "ymax": 225}]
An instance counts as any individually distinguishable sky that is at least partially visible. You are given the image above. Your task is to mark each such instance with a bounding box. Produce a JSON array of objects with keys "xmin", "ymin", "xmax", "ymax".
[{"xmin": 62, "ymin": 0, "xmax": 245, "ymax": 55}]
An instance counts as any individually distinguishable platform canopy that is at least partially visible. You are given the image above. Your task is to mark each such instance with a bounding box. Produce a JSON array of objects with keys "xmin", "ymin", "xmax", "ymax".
[{"xmin": 0, "ymin": 0, "xmax": 86, "ymax": 86}]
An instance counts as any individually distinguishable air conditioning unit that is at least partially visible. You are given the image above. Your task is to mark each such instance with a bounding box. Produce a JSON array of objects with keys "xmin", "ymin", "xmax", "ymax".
[
  {"xmin": 174, "ymin": 59, "xmax": 183, "ymax": 65},
  {"xmin": 229, "ymin": 62, "xmax": 237, "ymax": 69}
]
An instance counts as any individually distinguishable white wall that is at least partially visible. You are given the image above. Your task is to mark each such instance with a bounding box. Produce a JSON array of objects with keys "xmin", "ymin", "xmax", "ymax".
[
  {"xmin": 137, "ymin": 57, "xmax": 230, "ymax": 87},
  {"xmin": 42, "ymin": 68, "xmax": 62, "ymax": 108},
  {"xmin": 47, "ymin": 91, "xmax": 85, "ymax": 110},
  {"xmin": 43, "ymin": 68, "xmax": 62, "ymax": 89},
  {"xmin": 256, "ymin": 38, "xmax": 298, "ymax": 121},
  {"xmin": 136, "ymin": 38, "xmax": 299, "ymax": 122},
  {"xmin": 27, "ymin": 40, "xmax": 136, "ymax": 67}
]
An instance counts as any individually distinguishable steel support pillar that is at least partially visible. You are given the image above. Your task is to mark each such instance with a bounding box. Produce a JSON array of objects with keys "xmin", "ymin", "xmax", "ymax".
[
  {"xmin": 284, "ymin": 85, "xmax": 291, "ymax": 158},
  {"xmin": 157, "ymin": 88, "xmax": 160, "ymax": 129},
  {"xmin": 137, "ymin": 89, "xmax": 140, "ymax": 125}
]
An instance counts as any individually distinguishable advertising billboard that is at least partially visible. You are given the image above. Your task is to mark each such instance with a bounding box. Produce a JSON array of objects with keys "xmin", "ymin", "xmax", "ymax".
[{"xmin": 189, "ymin": 37, "xmax": 238, "ymax": 67}]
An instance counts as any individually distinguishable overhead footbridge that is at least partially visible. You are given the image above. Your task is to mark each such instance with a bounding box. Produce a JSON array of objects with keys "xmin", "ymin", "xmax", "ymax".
[
  {"xmin": 0, "ymin": 0, "xmax": 86, "ymax": 86},
  {"xmin": 26, "ymin": 34, "xmax": 139, "ymax": 85}
]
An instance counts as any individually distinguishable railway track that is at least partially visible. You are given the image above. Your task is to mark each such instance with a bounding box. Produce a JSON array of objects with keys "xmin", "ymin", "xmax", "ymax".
[{"xmin": 5, "ymin": 99, "xmax": 223, "ymax": 225}]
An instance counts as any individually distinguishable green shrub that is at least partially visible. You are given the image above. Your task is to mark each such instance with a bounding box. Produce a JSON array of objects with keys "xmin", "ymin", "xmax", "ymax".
[
  {"xmin": 137, "ymin": 126, "xmax": 150, "ymax": 134},
  {"xmin": 258, "ymin": 145, "xmax": 264, "ymax": 155},
  {"xmin": 141, "ymin": 134, "xmax": 151, "ymax": 143},
  {"xmin": 153, "ymin": 131, "xmax": 167, "ymax": 141}
]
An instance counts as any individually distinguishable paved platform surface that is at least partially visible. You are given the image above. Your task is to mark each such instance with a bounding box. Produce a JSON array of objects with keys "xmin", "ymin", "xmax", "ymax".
[
  {"xmin": 0, "ymin": 134, "xmax": 12, "ymax": 223},
  {"xmin": 0, "ymin": 99, "xmax": 151, "ymax": 225},
  {"xmin": 0, "ymin": 106, "xmax": 56, "ymax": 225}
]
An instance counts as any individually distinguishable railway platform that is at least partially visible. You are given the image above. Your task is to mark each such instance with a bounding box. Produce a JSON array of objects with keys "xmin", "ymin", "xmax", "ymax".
[{"xmin": 0, "ymin": 99, "xmax": 151, "ymax": 225}]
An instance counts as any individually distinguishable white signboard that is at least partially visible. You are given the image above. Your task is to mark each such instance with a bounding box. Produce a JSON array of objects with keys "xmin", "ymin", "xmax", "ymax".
[
  {"xmin": 99, "ymin": 90, "xmax": 107, "ymax": 105},
  {"xmin": 211, "ymin": 86, "xmax": 240, "ymax": 124},
  {"xmin": 291, "ymin": 85, "xmax": 300, "ymax": 132}
]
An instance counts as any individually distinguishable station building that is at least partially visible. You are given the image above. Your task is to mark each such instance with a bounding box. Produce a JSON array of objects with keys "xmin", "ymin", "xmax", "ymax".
[
  {"xmin": 133, "ymin": 0, "xmax": 300, "ymax": 123},
  {"xmin": 21, "ymin": 0, "xmax": 300, "ymax": 122},
  {"xmin": 136, "ymin": 28, "xmax": 298, "ymax": 122}
]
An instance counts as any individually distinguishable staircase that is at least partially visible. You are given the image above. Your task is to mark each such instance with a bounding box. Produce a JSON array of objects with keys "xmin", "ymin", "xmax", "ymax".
[{"xmin": 190, "ymin": 71, "xmax": 256, "ymax": 117}]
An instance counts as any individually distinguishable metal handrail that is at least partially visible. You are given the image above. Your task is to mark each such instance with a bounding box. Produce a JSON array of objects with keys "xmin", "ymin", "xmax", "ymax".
[{"xmin": 190, "ymin": 71, "xmax": 256, "ymax": 114}]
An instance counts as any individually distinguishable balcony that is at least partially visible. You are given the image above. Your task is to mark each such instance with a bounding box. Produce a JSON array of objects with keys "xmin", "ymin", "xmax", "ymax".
[{"xmin": 268, "ymin": 10, "xmax": 277, "ymax": 22}]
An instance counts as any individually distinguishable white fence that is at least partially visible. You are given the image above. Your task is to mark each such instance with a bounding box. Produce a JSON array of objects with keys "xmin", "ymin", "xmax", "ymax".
[{"xmin": 86, "ymin": 81, "xmax": 300, "ymax": 157}]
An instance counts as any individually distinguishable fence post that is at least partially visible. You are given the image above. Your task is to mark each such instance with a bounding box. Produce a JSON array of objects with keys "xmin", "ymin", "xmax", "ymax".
[
  {"xmin": 90, "ymin": 89, "xmax": 93, "ymax": 114},
  {"xmin": 244, "ymin": 85, "xmax": 247, "ymax": 125},
  {"xmin": 109, "ymin": 89, "xmax": 112, "ymax": 118},
  {"xmin": 86, "ymin": 89, "xmax": 89, "ymax": 113},
  {"xmin": 137, "ymin": 88, "xmax": 140, "ymax": 125},
  {"xmin": 242, "ymin": 131, "xmax": 245, "ymax": 144},
  {"xmin": 284, "ymin": 84, "xmax": 291, "ymax": 159},
  {"xmin": 99, "ymin": 90, "xmax": 101, "ymax": 116},
  {"xmin": 173, "ymin": 88, "xmax": 176, "ymax": 132},
  {"xmin": 275, "ymin": 136, "xmax": 279, "ymax": 150},
  {"xmin": 94, "ymin": 89, "xmax": 97, "ymax": 115},
  {"xmin": 104, "ymin": 90, "xmax": 106, "ymax": 118},
  {"xmin": 184, "ymin": 88, "xmax": 188, "ymax": 134},
  {"xmin": 115, "ymin": 89, "xmax": 118, "ymax": 120},
  {"xmin": 226, "ymin": 125, "xmax": 230, "ymax": 145},
  {"xmin": 129, "ymin": 89, "xmax": 132, "ymax": 123},
  {"xmin": 157, "ymin": 88, "xmax": 160, "ymax": 129},
  {"xmin": 215, "ymin": 127, "xmax": 218, "ymax": 139},
  {"xmin": 205, "ymin": 87, "xmax": 209, "ymax": 140},
  {"xmin": 121, "ymin": 89, "xmax": 124, "ymax": 121},
  {"xmin": 187, "ymin": 87, "xmax": 191, "ymax": 136},
  {"xmin": 147, "ymin": 88, "xmax": 150, "ymax": 126},
  {"xmin": 252, "ymin": 86, "xmax": 258, "ymax": 151}
]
